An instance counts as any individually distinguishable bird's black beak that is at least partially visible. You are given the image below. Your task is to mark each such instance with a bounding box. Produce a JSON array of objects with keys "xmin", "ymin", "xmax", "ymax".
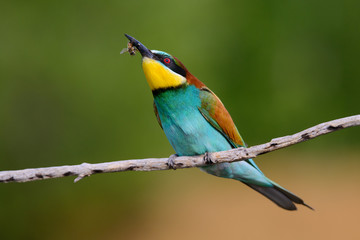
[{"xmin": 124, "ymin": 34, "xmax": 154, "ymax": 58}]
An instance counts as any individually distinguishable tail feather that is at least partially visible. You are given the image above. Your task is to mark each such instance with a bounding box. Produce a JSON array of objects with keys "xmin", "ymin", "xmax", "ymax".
[
  {"xmin": 245, "ymin": 183, "xmax": 297, "ymax": 210},
  {"xmin": 273, "ymin": 184, "xmax": 314, "ymax": 210},
  {"xmin": 245, "ymin": 183, "xmax": 313, "ymax": 211}
]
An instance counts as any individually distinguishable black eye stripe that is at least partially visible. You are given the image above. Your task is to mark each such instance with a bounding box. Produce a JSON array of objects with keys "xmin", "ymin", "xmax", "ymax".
[{"xmin": 153, "ymin": 53, "xmax": 186, "ymax": 77}]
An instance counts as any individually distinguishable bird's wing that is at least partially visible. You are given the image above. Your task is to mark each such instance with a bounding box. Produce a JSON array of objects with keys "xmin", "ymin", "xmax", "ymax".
[
  {"xmin": 153, "ymin": 101, "xmax": 163, "ymax": 129},
  {"xmin": 198, "ymin": 87, "xmax": 245, "ymax": 148},
  {"xmin": 198, "ymin": 87, "xmax": 263, "ymax": 173}
]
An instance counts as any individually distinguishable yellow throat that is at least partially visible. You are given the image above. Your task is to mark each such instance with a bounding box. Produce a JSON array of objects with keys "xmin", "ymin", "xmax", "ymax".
[{"xmin": 142, "ymin": 57, "xmax": 187, "ymax": 91}]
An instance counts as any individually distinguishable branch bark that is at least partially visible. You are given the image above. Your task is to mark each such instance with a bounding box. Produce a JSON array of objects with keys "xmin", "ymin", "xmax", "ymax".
[{"xmin": 1, "ymin": 115, "xmax": 359, "ymax": 183}]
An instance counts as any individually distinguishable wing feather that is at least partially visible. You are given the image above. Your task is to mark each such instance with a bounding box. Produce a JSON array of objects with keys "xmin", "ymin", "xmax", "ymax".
[
  {"xmin": 198, "ymin": 87, "xmax": 264, "ymax": 173},
  {"xmin": 198, "ymin": 87, "xmax": 245, "ymax": 147}
]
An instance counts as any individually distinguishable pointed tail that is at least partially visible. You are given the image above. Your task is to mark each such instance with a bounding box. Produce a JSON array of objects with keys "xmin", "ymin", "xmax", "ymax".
[{"xmin": 245, "ymin": 182, "xmax": 314, "ymax": 211}]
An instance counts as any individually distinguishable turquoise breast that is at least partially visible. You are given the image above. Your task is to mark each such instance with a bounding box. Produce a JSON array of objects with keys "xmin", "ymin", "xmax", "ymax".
[{"xmin": 154, "ymin": 85, "xmax": 232, "ymax": 156}]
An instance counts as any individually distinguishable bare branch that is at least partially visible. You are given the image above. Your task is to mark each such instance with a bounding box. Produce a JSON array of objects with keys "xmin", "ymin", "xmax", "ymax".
[{"xmin": 1, "ymin": 115, "xmax": 359, "ymax": 183}]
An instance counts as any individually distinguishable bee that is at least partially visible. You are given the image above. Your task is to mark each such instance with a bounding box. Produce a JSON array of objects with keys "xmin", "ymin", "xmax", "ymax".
[{"xmin": 120, "ymin": 42, "xmax": 137, "ymax": 56}]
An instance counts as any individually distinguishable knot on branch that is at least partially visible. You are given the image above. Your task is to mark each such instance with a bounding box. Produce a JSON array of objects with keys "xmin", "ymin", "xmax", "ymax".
[
  {"xmin": 74, "ymin": 163, "xmax": 93, "ymax": 183},
  {"xmin": 327, "ymin": 124, "xmax": 344, "ymax": 131}
]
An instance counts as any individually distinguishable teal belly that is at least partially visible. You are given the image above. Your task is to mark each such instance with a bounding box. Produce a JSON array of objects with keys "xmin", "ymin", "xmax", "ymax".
[
  {"xmin": 154, "ymin": 86, "xmax": 232, "ymax": 156},
  {"xmin": 162, "ymin": 107, "xmax": 232, "ymax": 156}
]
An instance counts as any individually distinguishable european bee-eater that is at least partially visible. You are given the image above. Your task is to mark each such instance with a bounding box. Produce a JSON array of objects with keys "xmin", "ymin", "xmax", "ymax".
[{"xmin": 124, "ymin": 34, "xmax": 312, "ymax": 211}]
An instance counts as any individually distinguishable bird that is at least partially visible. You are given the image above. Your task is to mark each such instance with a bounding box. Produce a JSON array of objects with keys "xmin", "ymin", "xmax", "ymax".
[{"xmin": 124, "ymin": 34, "xmax": 312, "ymax": 211}]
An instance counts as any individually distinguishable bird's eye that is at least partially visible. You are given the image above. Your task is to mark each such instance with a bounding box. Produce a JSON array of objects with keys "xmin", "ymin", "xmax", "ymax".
[{"xmin": 163, "ymin": 58, "xmax": 171, "ymax": 64}]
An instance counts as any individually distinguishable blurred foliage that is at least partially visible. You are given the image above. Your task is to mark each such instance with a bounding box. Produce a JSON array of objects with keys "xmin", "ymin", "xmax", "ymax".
[{"xmin": 0, "ymin": 0, "xmax": 359, "ymax": 239}]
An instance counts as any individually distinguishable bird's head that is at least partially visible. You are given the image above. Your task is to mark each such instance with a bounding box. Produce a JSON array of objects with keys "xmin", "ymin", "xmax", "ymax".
[{"xmin": 125, "ymin": 34, "xmax": 202, "ymax": 93}]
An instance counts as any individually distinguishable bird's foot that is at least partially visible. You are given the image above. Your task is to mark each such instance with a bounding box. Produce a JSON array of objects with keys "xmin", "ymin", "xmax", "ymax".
[
  {"xmin": 167, "ymin": 154, "xmax": 178, "ymax": 170},
  {"xmin": 203, "ymin": 152, "xmax": 215, "ymax": 164}
]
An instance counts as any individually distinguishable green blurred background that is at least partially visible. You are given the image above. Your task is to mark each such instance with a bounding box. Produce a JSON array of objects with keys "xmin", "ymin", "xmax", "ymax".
[{"xmin": 1, "ymin": 0, "xmax": 359, "ymax": 239}]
